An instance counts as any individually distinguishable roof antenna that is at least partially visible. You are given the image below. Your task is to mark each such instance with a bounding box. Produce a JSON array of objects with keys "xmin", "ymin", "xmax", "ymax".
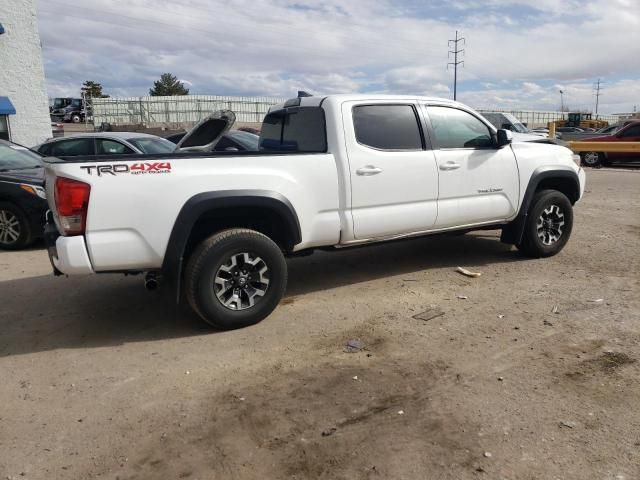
[{"xmin": 297, "ymin": 90, "xmax": 312, "ymax": 97}]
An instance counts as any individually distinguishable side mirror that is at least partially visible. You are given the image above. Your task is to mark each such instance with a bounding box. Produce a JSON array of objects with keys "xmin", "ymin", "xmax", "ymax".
[{"xmin": 496, "ymin": 129, "xmax": 513, "ymax": 147}]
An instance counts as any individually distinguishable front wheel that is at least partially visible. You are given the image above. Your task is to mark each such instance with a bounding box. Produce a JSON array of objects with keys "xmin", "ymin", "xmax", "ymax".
[
  {"xmin": 580, "ymin": 151, "xmax": 603, "ymax": 168},
  {"xmin": 184, "ymin": 229, "xmax": 287, "ymax": 329},
  {"xmin": 517, "ymin": 190, "xmax": 573, "ymax": 258},
  {"xmin": 0, "ymin": 202, "xmax": 33, "ymax": 250}
]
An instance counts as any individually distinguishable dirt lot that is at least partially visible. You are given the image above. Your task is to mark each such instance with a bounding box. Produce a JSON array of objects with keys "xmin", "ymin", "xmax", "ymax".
[{"xmin": 1, "ymin": 168, "xmax": 639, "ymax": 480}]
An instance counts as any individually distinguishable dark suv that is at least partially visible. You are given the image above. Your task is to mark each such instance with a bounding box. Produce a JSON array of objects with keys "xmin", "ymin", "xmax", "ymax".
[{"xmin": 0, "ymin": 140, "xmax": 47, "ymax": 249}]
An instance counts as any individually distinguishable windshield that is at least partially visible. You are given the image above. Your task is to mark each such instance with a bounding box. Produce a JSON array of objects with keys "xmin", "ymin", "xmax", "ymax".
[
  {"xmin": 598, "ymin": 125, "xmax": 618, "ymax": 134},
  {"xmin": 127, "ymin": 137, "xmax": 176, "ymax": 154},
  {"xmin": 53, "ymin": 98, "xmax": 65, "ymax": 108},
  {"xmin": 71, "ymin": 99, "xmax": 82, "ymax": 108},
  {"xmin": 502, "ymin": 113, "xmax": 529, "ymax": 133},
  {"xmin": 226, "ymin": 130, "xmax": 260, "ymax": 151},
  {"xmin": 0, "ymin": 143, "xmax": 42, "ymax": 171}
]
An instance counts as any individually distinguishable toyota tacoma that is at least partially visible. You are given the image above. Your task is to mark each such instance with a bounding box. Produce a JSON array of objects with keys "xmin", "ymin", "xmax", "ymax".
[{"xmin": 42, "ymin": 94, "xmax": 586, "ymax": 329}]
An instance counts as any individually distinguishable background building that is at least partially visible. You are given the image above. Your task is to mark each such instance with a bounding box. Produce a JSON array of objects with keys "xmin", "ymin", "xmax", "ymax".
[{"xmin": 0, "ymin": 0, "xmax": 51, "ymax": 146}]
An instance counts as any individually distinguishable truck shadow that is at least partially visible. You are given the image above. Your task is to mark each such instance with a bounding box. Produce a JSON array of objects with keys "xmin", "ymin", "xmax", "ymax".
[
  {"xmin": 0, "ymin": 232, "xmax": 522, "ymax": 356},
  {"xmin": 286, "ymin": 231, "xmax": 519, "ymax": 296}
]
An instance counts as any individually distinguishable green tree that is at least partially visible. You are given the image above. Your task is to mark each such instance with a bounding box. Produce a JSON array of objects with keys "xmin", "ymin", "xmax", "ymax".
[
  {"xmin": 149, "ymin": 73, "xmax": 190, "ymax": 96},
  {"xmin": 81, "ymin": 80, "xmax": 109, "ymax": 98}
]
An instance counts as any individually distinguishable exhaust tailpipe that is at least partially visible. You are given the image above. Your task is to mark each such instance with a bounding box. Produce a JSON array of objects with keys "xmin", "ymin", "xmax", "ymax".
[{"xmin": 145, "ymin": 273, "xmax": 159, "ymax": 291}]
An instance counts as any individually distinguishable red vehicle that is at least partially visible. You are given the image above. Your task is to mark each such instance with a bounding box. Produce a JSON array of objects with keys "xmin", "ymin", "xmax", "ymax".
[{"xmin": 580, "ymin": 121, "xmax": 640, "ymax": 167}]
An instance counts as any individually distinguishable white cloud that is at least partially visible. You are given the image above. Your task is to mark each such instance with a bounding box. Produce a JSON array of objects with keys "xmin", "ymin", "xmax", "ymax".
[{"xmin": 35, "ymin": 0, "xmax": 640, "ymax": 113}]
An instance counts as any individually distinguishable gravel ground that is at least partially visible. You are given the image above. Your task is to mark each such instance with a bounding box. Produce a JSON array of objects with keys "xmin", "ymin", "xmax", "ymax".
[{"xmin": 1, "ymin": 168, "xmax": 639, "ymax": 480}]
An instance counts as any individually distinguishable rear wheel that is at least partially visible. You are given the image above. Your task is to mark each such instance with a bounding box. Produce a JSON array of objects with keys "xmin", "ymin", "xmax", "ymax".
[
  {"xmin": 517, "ymin": 190, "xmax": 573, "ymax": 258},
  {"xmin": 184, "ymin": 229, "xmax": 287, "ymax": 329},
  {"xmin": 580, "ymin": 151, "xmax": 603, "ymax": 168},
  {"xmin": 0, "ymin": 202, "xmax": 33, "ymax": 250}
]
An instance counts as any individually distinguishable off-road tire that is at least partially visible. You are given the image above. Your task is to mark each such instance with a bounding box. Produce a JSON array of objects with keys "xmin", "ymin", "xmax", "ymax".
[
  {"xmin": 517, "ymin": 190, "xmax": 573, "ymax": 258},
  {"xmin": 184, "ymin": 228, "xmax": 287, "ymax": 330},
  {"xmin": 0, "ymin": 202, "xmax": 33, "ymax": 250}
]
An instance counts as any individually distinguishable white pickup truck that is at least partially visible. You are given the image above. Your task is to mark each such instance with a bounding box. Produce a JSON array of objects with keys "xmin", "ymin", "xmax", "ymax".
[{"xmin": 43, "ymin": 94, "xmax": 585, "ymax": 329}]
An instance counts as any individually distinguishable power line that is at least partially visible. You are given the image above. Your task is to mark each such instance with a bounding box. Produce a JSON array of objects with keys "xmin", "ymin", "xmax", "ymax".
[
  {"xmin": 593, "ymin": 78, "xmax": 603, "ymax": 119},
  {"xmin": 447, "ymin": 30, "xmax": 465, "ymax": 101}
]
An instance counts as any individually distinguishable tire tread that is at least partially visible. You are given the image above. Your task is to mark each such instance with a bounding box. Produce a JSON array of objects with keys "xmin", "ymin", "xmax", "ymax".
[
  {"xmin": 184, "ymin": 228, "xmax": 286, "ymax": 329},
  {"xmin": 517, "ymin": 189, "xmax": 573, "ymax": 258}
]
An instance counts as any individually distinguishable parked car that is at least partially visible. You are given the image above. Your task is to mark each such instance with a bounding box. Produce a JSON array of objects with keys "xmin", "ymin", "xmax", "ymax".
[
  {"xmin": 529, "ymin": 127, "xmax": 564, "ymax": 139},
  {"xmin": 480, "ymin": 112, "xmax": 562, "ymax": 140},
  {"xmin": 556, "ymin": 126, "xmax": 585, "ymax": 133},
  {"xmin": 34, "ymin": 132, "xmax": 177, "ymax": 157},
  {"xmin": 596, "ymin": 125, "xmax": 621, "ymax": 135},
  {"xmin": 42, "ymin": 94, "xmax": 585, "ymax": 330},
  {"xmin": 51, "ymin": 122, "xmax": 64, "ymax": 138},
  {"xmin": 578, "ymin": 120, "xmax": 640, "ymax": 167},
  {"xmin": 237, "ymin": 126, "xmax": 261, "ymax": 135},
  {"xmin": 165, "ymin": 129, "xmax": 259, "ymax": 151},
  {"xmin": 0, "ymin": 140, "xmax": 47, "ymax": 249}
]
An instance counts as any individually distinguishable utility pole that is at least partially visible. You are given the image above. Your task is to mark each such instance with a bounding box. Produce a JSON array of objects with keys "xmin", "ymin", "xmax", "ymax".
[
  {"xmin": 593, "ymin": 78, "xmax": 603, "ymax": 119},
  {"xmin": 447, "ymin": 30, "xmax": 465, "ymax": 101},
  {"xmin": 559, "ymin": 89, "xmax": 564, "ymax": 114}
]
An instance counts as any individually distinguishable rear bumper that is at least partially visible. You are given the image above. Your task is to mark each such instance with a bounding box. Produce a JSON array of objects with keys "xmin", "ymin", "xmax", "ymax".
[{"xmin": 44, "ymin": 222, "xmax": 93, "ymax": 275}]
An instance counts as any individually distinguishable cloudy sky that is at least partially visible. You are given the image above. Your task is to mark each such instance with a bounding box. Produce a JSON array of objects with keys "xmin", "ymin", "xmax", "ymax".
[{"xmin": 36, "ymin": 0, "xmax": 640, "ymax": 113}]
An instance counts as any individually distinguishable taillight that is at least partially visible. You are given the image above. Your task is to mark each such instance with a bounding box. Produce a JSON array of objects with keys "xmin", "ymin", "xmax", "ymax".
[{"xmin": 54, "ymin": 177, "xmax": 91, "ymax": 236}]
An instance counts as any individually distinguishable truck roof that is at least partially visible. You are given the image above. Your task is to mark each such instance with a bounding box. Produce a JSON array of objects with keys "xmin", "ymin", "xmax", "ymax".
[
  {"xmin": 40, "ymin": 132, "xmax": 162, "ymax": 144},
  {"xmin": 273, "ymin": 94, "xmax": 464, "ymax": 110}
]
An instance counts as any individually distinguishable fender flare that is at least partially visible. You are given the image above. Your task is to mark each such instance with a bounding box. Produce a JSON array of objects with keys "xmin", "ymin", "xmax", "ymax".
[
  {"xmin": 161, "ymin": 190, "xmax": 301, "ymax": 302},
  {"xmin": 501, "ymin": 166, "xmax": 580, "ymax": 245}
]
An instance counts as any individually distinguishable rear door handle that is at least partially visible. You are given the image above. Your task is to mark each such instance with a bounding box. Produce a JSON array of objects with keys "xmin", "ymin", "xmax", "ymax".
[
  {"xmin": 356, "ymin": 165, "xmax": 383, "ymax": 176},
  {"xmin": 439, "ymin": 162, "xmax": 461, "ymax": 171}
]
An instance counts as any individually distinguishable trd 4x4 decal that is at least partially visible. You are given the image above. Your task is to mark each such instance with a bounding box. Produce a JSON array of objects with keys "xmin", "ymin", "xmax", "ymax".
[{"xmin": 80, "ymin": 162, "xmax": 172, "ymax": 176}]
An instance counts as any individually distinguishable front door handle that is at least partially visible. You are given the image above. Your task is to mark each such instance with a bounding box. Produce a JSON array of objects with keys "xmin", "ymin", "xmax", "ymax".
[
  {"xmin": 356, "ymin": 165, "xmax": 383, "ymax": 176},
  {"xmin": 439, "ymin": 162, "xmax": 461, "ymax": 171}
]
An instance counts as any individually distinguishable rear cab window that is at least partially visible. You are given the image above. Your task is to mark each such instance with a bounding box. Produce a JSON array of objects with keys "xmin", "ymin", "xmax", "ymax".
[{"xmin": 259, "ymin": 107, "xmax": 326, "ymax": 152}]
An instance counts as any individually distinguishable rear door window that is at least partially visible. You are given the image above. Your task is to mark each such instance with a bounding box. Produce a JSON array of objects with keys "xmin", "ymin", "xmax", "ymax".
[
  {"xmin": 352, "ymin": 105, "xmax": 424, "ymax": 150},
  {"xmin": 50, "ymin": 138, "xmax": 95, "ymax": 157},
  {"xmin": 260, "ymin": 107, "xmax": 326, "ymax": 152}
]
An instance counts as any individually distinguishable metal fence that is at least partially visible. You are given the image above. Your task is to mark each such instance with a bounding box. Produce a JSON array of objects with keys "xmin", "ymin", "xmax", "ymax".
[
  {"xmin": 91, "ymin": 95, "xmax": 287, "ymax": 126},
  {"xmin": 91, "ymin": 95, "xmax": 622, "ymax": 129},
  {"xmin": 476, "ymin": 109, "xmax": 619, "ymax": 128}
]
